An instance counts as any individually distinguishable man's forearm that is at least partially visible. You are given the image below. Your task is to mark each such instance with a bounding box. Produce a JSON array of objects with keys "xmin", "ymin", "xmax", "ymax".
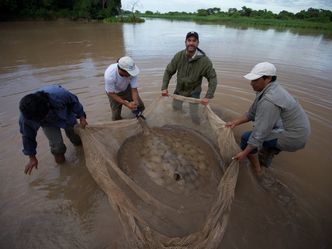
[
  {"xmin": 22, "ymin": 134, "xmax": 38, "ymax": 156},
  {"xmin": 108, "ymin": 92, "xmax": 127, "ymax": 106},
  {"xmin": 234, "ymin": 114, "xmax": 250, "ymax": 126},
  {"xmin": 131, "ymin": 88, "xmax": 139, "ymax": 104},
  {"xmin": 162, "ymin": 69, "xmax": 173, "ymax": 90},
  {"xmin": 206, "ymin": 76, "xmax": 217, "ymax": 98},
  {"xmin": 161, "ymin": 80, "xmax": 170, "ymax": 91}
]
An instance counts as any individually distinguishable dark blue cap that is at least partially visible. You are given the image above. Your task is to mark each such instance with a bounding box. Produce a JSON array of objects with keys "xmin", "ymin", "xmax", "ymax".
[{"xmin": 186, "ymin": 31, "xmax": 199, "ymax": 40}]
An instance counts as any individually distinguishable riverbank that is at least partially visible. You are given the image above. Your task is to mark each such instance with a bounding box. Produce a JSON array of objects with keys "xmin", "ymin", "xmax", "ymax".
[{"xmin": 140, "ymin": 14, "xmax": 332, "ymax": 35}]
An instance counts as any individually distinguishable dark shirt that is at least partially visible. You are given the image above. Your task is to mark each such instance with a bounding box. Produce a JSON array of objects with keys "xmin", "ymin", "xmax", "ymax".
[{"xmin": 19, "ymin": 85, "xmax": 85, "ymax": 156}]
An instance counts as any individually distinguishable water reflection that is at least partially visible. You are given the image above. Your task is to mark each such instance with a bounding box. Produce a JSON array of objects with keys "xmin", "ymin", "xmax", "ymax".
[
  {"xmin": 124, "ymin": 19, "xmax": 332, "ymax": 73},
  {"xmin": 0, "ymin": 21, "xmax": 125, "ymax": 70},
  {"xmin": 30, "ymin": 148, "xmax": 99, "ymax": 221}
]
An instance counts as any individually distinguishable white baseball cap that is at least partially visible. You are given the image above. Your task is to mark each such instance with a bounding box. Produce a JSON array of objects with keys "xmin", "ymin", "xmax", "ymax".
[
  {"xmin": 118, "ymin": 56, "xmax": 140, "ymax": 76},
  {"xmin": 244, "ymin": 62, "xmax": 276, "ymax": 80}
]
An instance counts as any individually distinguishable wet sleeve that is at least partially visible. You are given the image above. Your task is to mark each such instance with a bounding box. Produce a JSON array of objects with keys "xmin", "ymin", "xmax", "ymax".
[
  {"xmin": 204, "ymin": 58, "xmax": 217, "ymax": 99},
  {"xmin": 19, "ymin": 115, "xmax": 39, "ymax": 156},
  {"xmin": 162, "ymin": 54, "xmax": 179, "ymax": 90},
  {"xmin": 248, "ymin": 100, "xmax": 281, "ymax": 149}
]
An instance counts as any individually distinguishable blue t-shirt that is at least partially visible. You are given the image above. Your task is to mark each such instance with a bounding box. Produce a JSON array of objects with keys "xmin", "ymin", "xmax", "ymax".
[{"xmin": 19, "ymin": 85, "xmax": 86, "ymax": 156}]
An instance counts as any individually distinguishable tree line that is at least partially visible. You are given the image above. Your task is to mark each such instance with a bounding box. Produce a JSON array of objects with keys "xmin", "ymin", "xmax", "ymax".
[
  {"xmin": 143, "ymin": 7, "xmax": 332, "ymax": 23},
  {"xmin": 1, "ymin": 1, "xmax": 331, "ymax": 24},
  {"xmin": 0, "ymin": 0, "xmax": 122, "ymax": 20}
]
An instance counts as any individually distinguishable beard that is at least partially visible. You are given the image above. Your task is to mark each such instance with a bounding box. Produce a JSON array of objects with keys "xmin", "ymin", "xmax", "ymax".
[{"xmin": 186, "ymin": 45, "xmax": 197, "ymax": 53}]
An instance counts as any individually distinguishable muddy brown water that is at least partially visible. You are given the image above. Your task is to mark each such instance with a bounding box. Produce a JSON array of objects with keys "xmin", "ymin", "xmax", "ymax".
[{"xmin": 0, "ymin": 19, "xmax": 332, "ymax": 248}]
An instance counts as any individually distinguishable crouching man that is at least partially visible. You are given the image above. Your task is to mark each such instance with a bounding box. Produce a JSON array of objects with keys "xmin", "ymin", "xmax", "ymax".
[
  {"xmin": 226, "ymin": 62, "xmax": 310, "ymax": 175},
  {"xmin": 104, "ymin": 56, "xmax": 145, "ymax": 120},
  {"xmin": 19, "ymin": 85, "xmax": 88, "ymax": 175}
]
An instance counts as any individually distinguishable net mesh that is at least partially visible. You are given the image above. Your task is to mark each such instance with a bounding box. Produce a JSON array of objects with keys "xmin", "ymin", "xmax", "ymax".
[{"xmin": 76, "ymin": 95, "xmax": 241, "ymax": 248}]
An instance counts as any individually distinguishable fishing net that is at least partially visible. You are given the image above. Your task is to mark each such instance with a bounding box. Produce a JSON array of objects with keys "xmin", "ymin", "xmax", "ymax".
[{"xmin": 75, "ymin": 95, "xmax": 241, "ymax": 249}]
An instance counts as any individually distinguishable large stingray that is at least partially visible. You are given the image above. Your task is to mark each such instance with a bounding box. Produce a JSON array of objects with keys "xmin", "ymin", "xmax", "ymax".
[{"xmin": 118, "ymin": 118, "xmax": 224, "ymax": 196}]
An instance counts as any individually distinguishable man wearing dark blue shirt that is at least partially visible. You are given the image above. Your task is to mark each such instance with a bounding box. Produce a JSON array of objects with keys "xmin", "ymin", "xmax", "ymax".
[{"xmin": 19, "ymin": 85, "xmax": 88, "ymax": 175}]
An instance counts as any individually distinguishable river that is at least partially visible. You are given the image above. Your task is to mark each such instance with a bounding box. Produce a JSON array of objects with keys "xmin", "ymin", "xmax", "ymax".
[{"xmin": 0, "ymin": 19, "xmax": 331, "ymax": 249}]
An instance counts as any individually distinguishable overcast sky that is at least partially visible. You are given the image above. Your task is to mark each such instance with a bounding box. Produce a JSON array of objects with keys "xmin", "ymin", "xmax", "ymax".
[{"xmin": 121, "ymin": 0, "xmax": 332, "ymax": 14}]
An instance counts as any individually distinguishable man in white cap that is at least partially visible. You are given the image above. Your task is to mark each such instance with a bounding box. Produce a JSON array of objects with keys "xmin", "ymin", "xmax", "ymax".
[
  {"xmin": 226, "ymin": 62, "xmax": 310, "ymax": 175},
  {"xmin": 104, "ymin": 56, "xmax": 145, "ymax": 120}
]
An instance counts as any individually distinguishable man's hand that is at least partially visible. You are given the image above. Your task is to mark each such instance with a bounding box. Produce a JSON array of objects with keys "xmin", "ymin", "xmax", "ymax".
[
  {"xmin": 225, "ymin": 121, "xmax": 236, "ymax": 129},
  {"xmin": 24, "ymin": 155, "xmax": 38, "ymax": 175},
  {"xmin": 232, "ymin": 145, "xmax": 254, "ymax": 161},
  {"xmin": 79, "ymin": 117, "xmax": 88, "ymax": 129},
  {"xmin": 232, "ymin": 151, "xmax": 248, "ymax": 161},
  {"xmin": 161, "ymin": 89, "xmax": 169, "ymax": 96},
  {"xmin": 225, "ymin": 115, "xmax": 250, "ymax": 129},
  {"xmin": 200, "ymin": 97, "xmax": 209, "ymax": 105},
  {"xmin": 125, "ymin": 101, "xmax": 138, "ymax": 110}
]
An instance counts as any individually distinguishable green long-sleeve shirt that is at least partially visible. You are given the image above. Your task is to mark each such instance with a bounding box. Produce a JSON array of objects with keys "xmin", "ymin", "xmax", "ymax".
[{"xmin": 162, "ymin": 48, "xmax": 217, "ymax": 98}]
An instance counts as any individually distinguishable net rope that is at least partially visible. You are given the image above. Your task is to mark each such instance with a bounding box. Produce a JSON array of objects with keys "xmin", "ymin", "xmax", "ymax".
[{"xmin": 76, "ymin": 95, "xmax": 241, "ymax": 248}]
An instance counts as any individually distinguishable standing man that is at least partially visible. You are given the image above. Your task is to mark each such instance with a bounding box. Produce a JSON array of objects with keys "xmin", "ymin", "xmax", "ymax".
[
  {"xmin": 19, "ymin": 85, "xmax": 88, "ymax": 175},
  {"xmin": 161, "ymin": 31, "xmax": 218, "ymax": 106},
  {"xmin": 104, "ymin": 56, "xmax": 145, "ymax": 121},
  {"xmin": 226, "ymin": 62, "xmax": 310, "ymax": 175}
]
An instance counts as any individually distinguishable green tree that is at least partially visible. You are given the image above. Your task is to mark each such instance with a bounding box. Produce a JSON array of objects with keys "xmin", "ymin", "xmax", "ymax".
[
  {"xmin": 278, "ymin": 10, "xmax": 294, "ymax": 20},
  {"xmin": 240, "ymin": 6, "xmax": 252, "ymax": 17},
  {"xmin": 145, "ymin": 10, "xmax": 153, "ymax": 15},
  {"xmin": 0, "ymin": 0, "xmax": 121, "ymax": 19},
  {"xmin": 197, "ymin": 9, "xmax": 209, "ymax": 16},
  {"xmin": 206, "ymin": 7, "xmax": 220, "ymax": 15}
]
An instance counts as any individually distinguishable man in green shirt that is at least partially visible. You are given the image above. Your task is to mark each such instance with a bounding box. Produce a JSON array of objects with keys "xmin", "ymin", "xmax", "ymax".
[{"xmin": 161, "ymin": 31, "xmax": 218, "ymax": 106}]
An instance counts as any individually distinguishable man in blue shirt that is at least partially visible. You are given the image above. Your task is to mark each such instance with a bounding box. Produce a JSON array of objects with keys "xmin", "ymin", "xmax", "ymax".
[{"xmin": 19, "ymin": 85, "xmax": 88, "ymax": 175}]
